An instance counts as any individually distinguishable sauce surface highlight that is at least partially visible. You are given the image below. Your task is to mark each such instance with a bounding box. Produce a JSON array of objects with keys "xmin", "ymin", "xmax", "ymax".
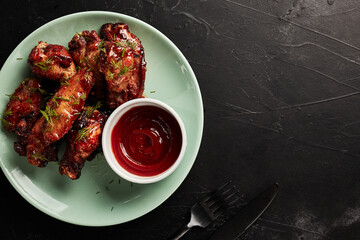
[{"xmin": 111, "ymin": 105, "xmax": 182, "ymax": 176}]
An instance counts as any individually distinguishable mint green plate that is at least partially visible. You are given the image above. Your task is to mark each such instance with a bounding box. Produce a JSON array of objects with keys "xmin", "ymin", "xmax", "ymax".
[{"xmin": 0, "ymin": 12, "xmax": 203, "ymax": 226}]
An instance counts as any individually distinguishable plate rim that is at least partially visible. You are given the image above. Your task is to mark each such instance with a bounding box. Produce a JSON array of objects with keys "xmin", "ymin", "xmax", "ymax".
[{"xmin": 0, "ymin": 11, "xmax": 204, "ymax": 226}]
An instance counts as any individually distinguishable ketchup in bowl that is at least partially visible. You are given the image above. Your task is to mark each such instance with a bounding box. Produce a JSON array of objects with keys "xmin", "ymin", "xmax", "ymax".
[
  {"xmin": 111, "ymin": 105, "xmax": 182, "ymax": 177},
  {"xmin": 102, "ymin": 98, "xmax": 187, "ymax": 183}
]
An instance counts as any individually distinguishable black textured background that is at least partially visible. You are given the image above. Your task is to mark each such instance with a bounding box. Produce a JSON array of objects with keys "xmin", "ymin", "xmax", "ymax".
[{"xmin": 1, "ymin": 0, "xmax": 360, "ymax": 239}]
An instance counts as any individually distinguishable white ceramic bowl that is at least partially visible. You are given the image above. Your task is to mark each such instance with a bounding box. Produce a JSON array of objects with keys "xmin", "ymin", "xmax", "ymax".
[{"xmin": 102, "ymin": 98, "xmax": 187, "ymax": 184}]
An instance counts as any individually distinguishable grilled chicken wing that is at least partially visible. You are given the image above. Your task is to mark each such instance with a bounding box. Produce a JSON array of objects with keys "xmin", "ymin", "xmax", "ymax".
[
  {"xmin": 2, "ymin": 78, "xmax": 43, "ymax": 135},
  {"xmin": 68, "ymin": 31, "xmax": 105, "ymax": 100},
  {"xmin": 98, "ymin": 23, "xmax": 146, "ymax": 109},
  {"xmin": 26, "ymin": 69, "xmax": 95, "ymax": 167},
  {"xmin": 59, "ymin": 107, "xmax": 106, "ymax": 179},
  {"xmin": 28, "ymin": 41, "xmax": 76, "ymax": 81},
  {"xmin": 1, "ymin": 78, "xmax": 44, "ymax": 156}
]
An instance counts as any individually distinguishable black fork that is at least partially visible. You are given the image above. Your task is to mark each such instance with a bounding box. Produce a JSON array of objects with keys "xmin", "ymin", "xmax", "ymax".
[{"xmin": 170, "ymin": 181, "xmax": 238, "ymax": 240}]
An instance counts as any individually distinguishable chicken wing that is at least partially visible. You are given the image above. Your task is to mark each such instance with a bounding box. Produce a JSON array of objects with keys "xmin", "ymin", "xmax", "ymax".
[
  {"xmin": 98, "ymin": 23, "xmax": 146, "ymax": 109},
  {"xmin": 59, "ymin": 107, "xmax": 106, "ymax": 179},
  {"xmin": 1, "ymin": 78, "xmax": 44, "ymax": 156},
  {"xmin": 68, "ymin": 31, "xmax": 105, "ymax": 100},
  {"xmin": 28, "ymin": 41, "xmax": 76, "ymax": 81},
  {"xmin": 2, "ymin": 78, "xmax": 43, "ymax": 135},
  {"xmin": 26, "ymin": 69, "xmax": 95, "ymax": 167}
]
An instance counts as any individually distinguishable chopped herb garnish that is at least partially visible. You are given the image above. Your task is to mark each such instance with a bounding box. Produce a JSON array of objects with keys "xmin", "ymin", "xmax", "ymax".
[
  {"xmin": 121, "ymin": 48, "xmax": 126, "ymax": 57},
  {"xmin": 1, "ymin": 118, "xmax": 12, "ymax": 128},
  {"xmin": 60, "ymin": 79, "xmax": 70, "ymax": 86},
  {"xmin": 71, "ymin": 93, "xmax": 87, "ymax": 105},
  {"xmin": 53, "ymin": 96, "xmax": 70, "ymax": 105},
  {"xmin": 34, "ymin": 56, "xmax": 54, "ymax": 71},
  {"xmin": 109, "ymin": 179, "xmax": 114, "ymax": 184},
  {"xmin": 79, "ymin": 93, "xmax": 86, "ymax": 100},
  {"xmin": 54, "ymin": 96, "xmax": 70, "ymax": 102},
  {"xmin": 111, "ymin": 207, "xmax": 114, "ymax": 211},
  {"xmin": 96, "ymin": 191, "xmax": 100, "ymax": 194},
  {"xmin": 110, "ymin": 59, "xmax": 122, "ymax": 69},
  {"xmin": 85, "ymin": 101, "xmax": 102, "ymax": 117},
  {"xmin": 37, "ymin": 88, "xmax": 48, "ymax": 95},
  {"xmin": 115, "ymin": 40, "xmax": 136, "ymax": 50},
  {"xmin": 80, "ymin": 57, "xmax": 88, "ymax": 63},
  {"xmin": 25, "ymin": 99, "xmax": 32, "ymax": 104},
  {"xmin": 76, "ymin": 66, "xmax": 81, "ymax": 71},
  {"xmin": 40, "ymin": 106, "xmax": 59, "ymax": 127},
  {"xmin": 127, "ymin": 41, "xmax": 137, "ymax": 50},
  {"xmin": 150, "ymin": 91, "xmax": 156, "ymax": 93},
  {"xmin": 107, "ymin": 69, "xmax": 115, "ymax": 79},
  {"xmin": 75, "ymin": 127, "xmax": 91, "ymax": 142},
  {"xmin": 4, "ymin": 109, "xmax": 12, "ymax": 117},
  {"xmin": 16, "ymin": 57, "xmax": 23, "ymax": 60},
  {"xmin": 5, "ymin": 94, "xmax": 20, "ymax": 101},
  {"xmin": 119, "ymin": 65, "xmax": 133, "ymax": 75},
  {"xmin": 116, "ymin": 41, "xmax": 126, "ymax": 48},
  {"xmin": 31, "ymin": 152, "xmax": 48, "ymax": 162},
  {"xmin": 97, "ymin": 39, "xmax": 105, "ymax": 51}
]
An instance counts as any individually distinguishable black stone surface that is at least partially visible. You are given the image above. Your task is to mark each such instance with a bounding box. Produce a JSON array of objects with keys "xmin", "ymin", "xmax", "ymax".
[{"xmin": 1, "ymin": 0, "xmax": 360, "ymax": 239}]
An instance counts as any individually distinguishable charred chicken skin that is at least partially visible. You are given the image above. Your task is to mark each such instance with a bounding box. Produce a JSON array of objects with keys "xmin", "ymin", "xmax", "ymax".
[
  {"xmin": 28, "ymin": 41, "xmax": 76, "ymax": 81},
  {"xmin": 26, "ymin": 69, "xmax": 95, "ymax": 167},
  {"xmin": 98, "ymin": 23, "xmax": 146, "ymax": 109},
  {"xmin": 2, "ymin": 78, "xmax": 43, "ymax": 136},
  {"xmin": 68, "ymin": 31, "xmax": 105, "ymax": 100},
  {"xmin": 59, "ymin": 107, "xmax": 106, "ymax": 179},
  {"xmin": 1, "ymin": 78, "xmax": 44, "ymax": 156}
]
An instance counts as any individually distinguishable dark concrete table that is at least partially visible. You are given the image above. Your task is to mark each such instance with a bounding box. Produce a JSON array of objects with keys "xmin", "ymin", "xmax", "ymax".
[{"xmin": 1, "ymin": 0, "xmax": 360, "ymax": 239}]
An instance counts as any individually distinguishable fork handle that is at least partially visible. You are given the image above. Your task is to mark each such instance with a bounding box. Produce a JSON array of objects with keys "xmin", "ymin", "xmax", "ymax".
[{"xmin": 170, "ymin": 224, "xmax": 192, "ymax": 240}]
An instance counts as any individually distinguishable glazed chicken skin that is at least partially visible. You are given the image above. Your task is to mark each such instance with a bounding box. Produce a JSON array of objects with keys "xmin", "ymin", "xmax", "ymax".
[
  {"xmin": 2, "ymin": 78, "xmax": 43, "ymax": 135},
  {"xmin": 1, "ymin": 78, "xmax": 44, "ymax": 156},
  {"xmin": 26, "ymin": 69, "xmax": 95, "ymax": 167},
  {"xmin": 59, "ymin": 107, "xmax": 106, "ymax": 179},
  {"xmin": 98, "ymin": 23, "xmax": 146, "ymax": 109},
  {"xmin": 68, "ymin": 31, "xmax": 105, "ymax": 100},
  {"xmin": 28, "ymin": 41, "xmax": 76, "ymax": 81}
]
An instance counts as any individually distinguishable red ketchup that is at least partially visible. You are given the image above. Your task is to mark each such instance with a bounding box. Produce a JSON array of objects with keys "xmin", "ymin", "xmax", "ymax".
[{"xmin": 111, "ymin": 106, "xmax": 182, "ymax": 177}]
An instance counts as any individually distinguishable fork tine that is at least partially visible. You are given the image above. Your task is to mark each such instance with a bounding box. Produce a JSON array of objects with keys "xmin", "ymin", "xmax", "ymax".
[
  {"xmin": 206, "ymin": 185, "xmax": 236, "ymax": 209},
  {"xmin": 202, "ymin": 181, "xmax": 232, "ymax": 203},
  {"xmin": 209, "ymin": 189, "xmax": 239, "ymax": 212}
]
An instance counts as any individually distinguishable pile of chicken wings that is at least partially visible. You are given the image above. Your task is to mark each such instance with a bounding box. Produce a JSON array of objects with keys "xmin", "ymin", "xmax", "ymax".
[{"xmin": 1, "ymin": 23, "xmax": 147, "ymax": 179}]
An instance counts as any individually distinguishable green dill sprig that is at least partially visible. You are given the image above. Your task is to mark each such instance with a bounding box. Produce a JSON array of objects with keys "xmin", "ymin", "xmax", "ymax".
[
  {"xmin": 75, "ymin": 127, "xmax": 91, "ymax": 142},
  {"xmin": 107, "ymin": 69, "xmax": 115, "ymax": 79},
  {"xmin": 40, "ymin": 106, "xmax": 59, "ymax": 127},
  {"xmin": 116, "ymin": 40, "xmax": 137, "ymax": 50},
  {"xmin": 4, "ymin": 109, "xmax": 12, "ymax": 117},
  {"xmin": 31, "ymin": 152, "xmax": 48, "ymax": 162},
  {"xmin": 121, "ymin": 48, "xmax": 126, "ymax": 57},
  {"xmin": 110, "ymin": 59, "xmax": 122, "ymax": 69},
  {"xmin": 80, "ymin": 57, "xmax": 88, "ymax": 63},
  {"xmin": 5, "ymin": 93, "xmax": 20, "ymax": 101},
  {"xmin": 97, "ymin": 39, "xmax": 106, "ymax": 53},
  {"xmin": 60, "ymin": 78, "xmax": 70, "ymax": 86},
  {"xmin": 34, "ymin": 56, "xmax": 54, "ymax": 71},
  {"xmin": 0, "ymin": 118, "xmax": 12, "ymax": 128},
  {"xmin": 71, "ymin": 93, "xmax": 87, "ymax": 105},
  {"xmin": 53, "ymin": 96, "xmax": 70, "ymax": 106},
  {"xmin": 85, "ymin": 101, "xmax": 102, "ymax": 117},
  {"xmin": 119, "ymin": 65, "xmax": 133, "ymax": 75}
]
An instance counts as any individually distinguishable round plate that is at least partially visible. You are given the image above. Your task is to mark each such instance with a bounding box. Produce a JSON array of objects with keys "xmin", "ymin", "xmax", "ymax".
[{"xmin": 0, "ymin": 11, "xmax": 203, "ymax": 226}]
